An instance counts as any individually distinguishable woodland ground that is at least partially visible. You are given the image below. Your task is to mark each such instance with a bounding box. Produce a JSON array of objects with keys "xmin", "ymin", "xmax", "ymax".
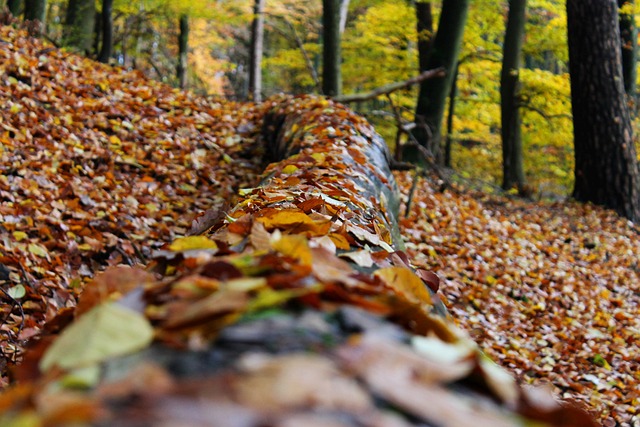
[
  {"xmin": 0, "ymin": 26, "xmax": 639, "ymax": 426},
  {"xmin": 396, "ymin": 172, "xmax": 640, "ymax": 425}
]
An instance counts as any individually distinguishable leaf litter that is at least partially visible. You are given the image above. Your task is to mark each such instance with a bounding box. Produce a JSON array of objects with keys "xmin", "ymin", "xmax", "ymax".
[
  {"xmin": 397, "ymin": 171, "xmax": 640, "ymax": 425},
  {"xmin": 0, "ymin": 26, "xmax": 607, "ymax": 426},
  {"xmin": 0, "ymin": 25, "xmax": 266, "ymax": 373}
]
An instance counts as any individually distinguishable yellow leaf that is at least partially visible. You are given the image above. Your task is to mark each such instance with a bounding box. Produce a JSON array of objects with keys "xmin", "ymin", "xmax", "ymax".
[
  {"xmin": 12, "ymin": 231, "xmax": 27, "ymax": 241},
  {"xmin": 271, "ymin": 234, "xmax": 312, "ymax": 266},
  {"xmin": 374, "ymin": 267, "xmax": 432, "ymax": 305},
  {"xmin": 311, "ymin": 152, "xmax": 326, "ymax": 164},
  {"xmin": 169, "ymin": 235, "xmax": 218, "ymax": 251},
  {"xmin": 248, "ymin": 287, "xmax": 313, "ymax": 312},
  {"xmin": 40, "ymin": 303, "xmax": 154, "ymax": 372},
  {"xmin": 28, "ymin": 243, "xmax": 48, "ymax": 258},
  {"xmin": 282, "ymin": 164, "xmax": 298, "ymax": 174},
  {"xmin": 256, "ymin": 209, "xmax": 332, "ymax": 237},
  {"xmin": 224, "ymin": 277, "xmax": 268, "ymax": 292}
]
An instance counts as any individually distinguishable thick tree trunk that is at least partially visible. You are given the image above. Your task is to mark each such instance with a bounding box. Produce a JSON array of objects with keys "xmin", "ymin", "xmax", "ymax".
[
  {"xmin": 618, "ymin": 0, "xmax": 637, "ymax": 98},
  {"xmin": 322, "ymin": 0, "xmax": 342, "ymax": 96},
  {"xmin": 500, "ymin": 0, "xmax": 527, "ymax": 192},
  {"xmin": 23, "ymin": 0, "xmax": 46, "ymax": 27},
  {"xmin": 97, "ymin": 0, "xmax": 113, "ymax": 63},
  {"xmin": 409, "ymin": 0, "xmax": 470, "ymax": 164},
  {"xmin": 177, "ymin": 14, "xmax": 189, "ymax": 89},
  {"xmin": 7, "ymin": 0, "xmax": 22, "ymax": 16},
  {"xmin": 63, "ymin": 0, "xmax": 96, "ymax": 53},
  {"xmin": 248, "ymin": 0, "xmax": 265, "ymax": 102},
  {"xmin": 567, "ymin": 0, "xmax": 640, "ymax": 222}
]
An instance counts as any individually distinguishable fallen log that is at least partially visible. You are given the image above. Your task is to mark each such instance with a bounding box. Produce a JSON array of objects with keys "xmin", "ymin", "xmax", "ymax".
[{"xmin": 2, "ymin": 95, "xmax": 595, "ymax": 426}]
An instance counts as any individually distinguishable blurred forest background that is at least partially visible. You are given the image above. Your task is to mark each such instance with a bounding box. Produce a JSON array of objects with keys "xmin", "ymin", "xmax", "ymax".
[{"xmin": 4, "ymin": 0, "xmax": 640, "ymax": 198}]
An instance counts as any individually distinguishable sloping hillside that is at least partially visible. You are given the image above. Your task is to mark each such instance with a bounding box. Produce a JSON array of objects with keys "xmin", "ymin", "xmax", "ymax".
[{"xmin": 0, "ymin": 25, "xmax": 265, "ymax": 375}]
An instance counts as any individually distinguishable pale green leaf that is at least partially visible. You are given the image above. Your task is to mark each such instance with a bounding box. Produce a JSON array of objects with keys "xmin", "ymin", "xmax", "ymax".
[
  {"xmin": 40, "ymin": 303, "xmax": 154, "ymax": 372},
  {"xmin": 7, "ymin": 284, "xmax": 26, "ymax": 300}
]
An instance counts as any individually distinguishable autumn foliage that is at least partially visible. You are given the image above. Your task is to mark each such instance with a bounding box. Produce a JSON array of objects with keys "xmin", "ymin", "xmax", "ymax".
[{"xmin": 0, "ymin": 25, "xmax": 624, "ymax": 426}]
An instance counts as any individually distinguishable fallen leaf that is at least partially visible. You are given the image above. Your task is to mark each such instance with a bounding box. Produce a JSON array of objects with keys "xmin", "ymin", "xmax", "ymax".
[
  {"xmin": 374, "ymin": 267, "xmax": 432, "ymax": 306},
  {"xmin": 40, "ymin": 302, "xmax": 154, "ymax": 372},
  {"xmin": 169, "ymin": 236, "xmax": 218, "ymax": 252}
]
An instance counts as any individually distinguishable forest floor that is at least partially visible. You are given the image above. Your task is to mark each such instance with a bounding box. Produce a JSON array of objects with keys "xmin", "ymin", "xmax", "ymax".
[
  {"xmin": 396, "ymin": 172, "xmax": 640, "ymax": 425},
  {"xmin": 1, "ymin": 26, "xmax": 639, "ymax": 426}
]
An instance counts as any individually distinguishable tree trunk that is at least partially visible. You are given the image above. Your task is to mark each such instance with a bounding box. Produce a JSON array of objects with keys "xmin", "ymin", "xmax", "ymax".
[
  {"xmin": 97, "ymin": 0, "xmax": 113, "ymax": 63},
  {"xmin": 23, "ymin": 0, "xmax": 46, "ymax": 26},
  {"xmin": 177, "ymin": 14, "xmax": 189, "ymax": 89},
  {"xmin": 618, "ymin": 0, "xmax": 637, "ymax": 98},
  {"xmin": 7, "ymin": 0, "xmax": 22, "ymax": 16},
  {"xmin": 444, "ymin": 63, "xmax": 459, "ymax": 168},
  {"xmin": 409, "ymin": 0, "xmax": 470, "ymax": 164},
  {"xmin": 339, "ymin": 0, "xmax": 350, "ymax": 34},
  {"xmin": 63, "ymin": 0, "xmax": 96, "ymax": 54},
  {"xmin": 567, "ymin": 0, "xmax": 640, "ymax": 222},
  {"xmin": 416, "ymin": 0, "xmax": 434, "ymax": 73},
  {"xmin": 322, "ymin": 0, "xmax": 342, "ymax": 96},
  {"xmin": 248, "ymin": 0, "xmax": 265, "ymax": 102},
  {"xmin": 500, "ymin": 0, "xmax": 527, "ymax": 192}
]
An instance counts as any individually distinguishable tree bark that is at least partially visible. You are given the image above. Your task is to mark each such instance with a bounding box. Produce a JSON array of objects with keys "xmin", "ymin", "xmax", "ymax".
[
  {"xmin": 618, "ymin": 0, "xmax": 637, "ymax": 98},
  {"xmin": 177, "ymin": 14, "xmax": 189, "ymax": 89},
  {"xmin": 339, "ymin": 0, "xmax": 350, "ymax": 34},
  {"xmin": 444, "ymin": 63, "xmax": 459, "ymax": 168},
  {"xmin": 322, "ymin": 0, "xmax": 342, "ymax": 96},
  {"xmin": 248, "ymin": 0, "xmax": 265, "ymax": 102},
  {"xmin": 7, "ymin": 0, "xmax": 22, "ymax": 16},
  {"xmin": 500, "ymin": 0, "xmax": 527, "ymax": 192},
  {"xmin": 567, "ymin": 0, "xmax": 640, "ymax": 222},
  {"xmin": 416, "ymin": 0, "xmax": 434, "ymax": 73},
  {"xmin": 63, "ymin": 0, "xmax": 96, "ymax": 54},
  {"xmin": 409, "ymin": 0, "xmax": 470, "ymax": 164},
  {"xmin": 97, "ymin": 0, "xmax": 113, "ymax": 63},
  {"xmin": 23, "ymin": 0, "xmax": 46, "ymax": 27}
]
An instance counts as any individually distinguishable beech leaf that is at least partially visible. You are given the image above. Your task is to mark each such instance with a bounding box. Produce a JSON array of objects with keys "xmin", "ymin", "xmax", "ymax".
[
  {"xmin": 39, "ymin": 303, "xmax": 154, "ymax": 372},
  {"xmin": 169, "ymin": 236, "xmax": 218, "ymax": 252}
]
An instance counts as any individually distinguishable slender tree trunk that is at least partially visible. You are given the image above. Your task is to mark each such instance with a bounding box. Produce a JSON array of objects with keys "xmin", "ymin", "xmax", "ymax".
[
  {"xmin": 444, "ymin": 64, "xmax": 459, "ymax": 168},
  {"xmin": 339, "ymin": 0, "xmax": 350, "ymax": 34},
  {"xmin": 97, "ymin": 0, "xmax": 113, "ymax": 63},
  {"xmin": 7, "ymin": 0, "xmax": 22, "ymax": 16},
  {"xmin": 500, "ymin": 0, "xmax": 527, "ymax": 192},
  {"xmin": 403, "ymin": 0, "xmax": 434, "ymax": 163},
  {"xmin": 248, "ymin": 0, "xmax": 265, "ymax": 102},
  {"xmin": 177, "ymin": 14, "xmax": 189, "ymax": 89},
  {"xmin": 618, "ymin": 0, "xmax": 637, "ymax": 98},
  {"xmin": 410, "ymin": 0, "xmax": 470, "ymax": 164},
  {"xmin": 63, "ymin": 0, "xmax": 96, "ymax": 53},
  {"xmin": 24, "ymin": 0, "xmax": 46, "ymax": 28},
  {"xmin": 567, "ymin": 0, "xmax": 640, "ymax": 222},
  {"xmin": 416, "ymin": 0, "xmax": 434, "ymax": 72},
  {"xmin": 322, "ymin": 0, "xmax": 342, "ymax": 96}
]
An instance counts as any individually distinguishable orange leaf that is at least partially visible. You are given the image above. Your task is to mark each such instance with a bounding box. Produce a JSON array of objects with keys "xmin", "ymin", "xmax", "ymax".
[{"xmin": 374, "ymin": 267, "xmax": 432, "ymax": 306}]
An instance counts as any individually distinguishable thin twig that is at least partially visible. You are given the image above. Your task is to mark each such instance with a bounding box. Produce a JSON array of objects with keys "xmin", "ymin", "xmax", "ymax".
[
  {"xmin": 405, "ymin": 172, "xmax": 420, "ymax": 218},
  {"xmin": 266, "ymin": 13, "xmax": 321, "ymax": 92}
]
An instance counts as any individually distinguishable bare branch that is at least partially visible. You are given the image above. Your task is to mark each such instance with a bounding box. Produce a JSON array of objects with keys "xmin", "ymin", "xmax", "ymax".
[{"xmin": 334, "ymin": 67, "xmax": 446, "ymax": 103}]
